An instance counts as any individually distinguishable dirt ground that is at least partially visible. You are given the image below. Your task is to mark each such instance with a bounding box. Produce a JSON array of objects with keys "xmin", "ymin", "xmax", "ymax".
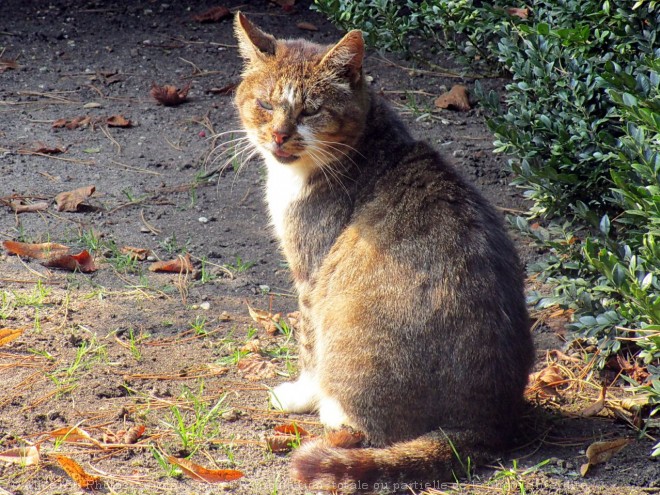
[{"xmin": 0, "ymin": 1, "xmax": 658, "ymax": 494}]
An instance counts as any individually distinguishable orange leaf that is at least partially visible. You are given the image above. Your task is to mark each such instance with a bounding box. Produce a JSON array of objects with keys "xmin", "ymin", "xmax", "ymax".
[
  {"xmin": 120, "ymin": 246, "xmax": 151, "ymax": 261},
  {"xmin": 103, "ymin": 425, "xmax": 146, "ymax": 445},
  {"xmin": 434, "ymin": 84, "xmax": 471, "ymax": 111},
  {"xmin": 192, "ymin": 6, "xmax": 231, "ymax": 23},
  {"xmin": 3, "ymin": 240, "xmax": 70, "ymax": 260},
  {"xmin": 32, "ymin": 143, "xmax": 66, "ymax": 154},
  {"xmin": 47, "ymin": 427, "xmax": 100, "ymax": 445},
  {"xmin": 0, "ymin": 328, "xmax": 24, "ymax": 347},
  {"xmin": 106, "ymin": 114, "xmax": 132, "ymax": 127},
  {"xmin": 43, "ymin": 250, "xmax": 97, "ymax": 273},
  {"xmin": 265, "ymin": 434, "xmax": 299, "ymax": 453},
  {"xmin": 246, "ymin": 302, "xmax": 281, "ymax": 335},
  {"xmin": 53, "ymin": 455, "xmax": 102, "ymax": 490},
  {"xmin": 273, "ymin": 423, "xmax": 310, "ymax": 437},
  {"xmin": 149, "ymin": 253, "xmax": 193, "ymax": 273},
  {"xmin": 167, "ymin": 456, "xmax": 243, "ymax": 483},
  {"xmin": 0, "ymin": 445, "xmax": 40, "ymax": 466},
  {"xmin": 151, "ymin": 82, "xmax": 191, "ymax": 107},
  {"xmin": 585, "ymin": 438, "xmax": 631, "ymax": 466},
  {"xmin": 55, "ymin": 185, "xmax": 96, "ymax": 212}
]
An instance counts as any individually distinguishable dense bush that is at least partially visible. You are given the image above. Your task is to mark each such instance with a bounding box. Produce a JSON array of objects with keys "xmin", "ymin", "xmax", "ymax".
[{"xmin": 313, "ymin": 0, "xmax": 660, "ymax": 454}]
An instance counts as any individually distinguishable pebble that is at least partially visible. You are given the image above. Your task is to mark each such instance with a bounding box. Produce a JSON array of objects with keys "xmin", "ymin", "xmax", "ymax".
[
  {"xmin": 198, "ymin": 216, "xmax": 209, "ymax": 224},
  {"xmin": 199, "ymin": 302, "xmax": 211, "ymax": 310}
]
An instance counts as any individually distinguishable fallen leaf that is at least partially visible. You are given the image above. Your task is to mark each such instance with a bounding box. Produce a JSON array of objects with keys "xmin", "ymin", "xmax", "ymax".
[
  {"xmin": 272, "ymin": 0, "xmax": 295, "ymax": 11},
  {"xmin": 43, "ymin": 249, "xmax": 97, "ymax": 273},
  {"xmin": 616, "ymin": 354, "xmax": 650, "ymax": 384},
  {"xmin": 508, "ymin": 7, "xmax": 530, "ymax": 19},
  {"xmin": 0, "ymin": 446, "xmax": 40, "ymax": 466},
  {"xmin": 265, "ymin": 434, "xmax": 300, "ymax": 453},
  {"xmin": 3, "ymin": 240, "xmax": 70, "ymax": 260},
  {"xmin": 0, "ymin": 328, "xmax": 24, "ymax": 347},
  {"xmin": 246, "ymin": 302, "xmax": 281, "ymax": 335},
  {"xmin": 580, "ymin": 385, "xmax": 607, "ymax": 417},
  {"xmin": 53, "ymin": 455, "xmax": 102, "ymax": 490},
  {"xmin": 0, "ymin": 57, "xmax": 19, "ymax": 73},
  {"xmin": 83, "ymin": 102, "xmax": 102, "ymax": 109},
  {"xmin": 32, "ymin": 143, "xmax": 66, "ymax": 154},
  {"xmin": 149, "ymin": 254, "xmax": 193, "ymax": 273},
  {"xmin": 167, "ymin": 456, "xmax": 243, "ymax": 483},
  {"xmin": 192, "ymin": 6, "xmax": 231, "ymax": 23},
  {"xmin": 240, "ymin": 339, "xmax": 262, "ymax": 354},
  {"xmin": 274, "ymin": 423, "xmax": 310, "ymax": 437},
  {"xmin": 287, "ymin": 311, "xmax": 300, "ymax": 331},
  {"xmin": 297, "ymin": 22, "xmax": 318, "ymax": 31},
  {"xmin": 103, "ymin": 425, "xmax": 145, "ymax": 445},
  {"xmin": 151, "ymin": 82, "xmax": 191, "ymax": 107},
  {"xmin": 106, "ymin": 114, "xmax": 132, "ymax": 127},
  {"xmin": 120, "ymin": 246, "xmax": 151, "ymax": 261},
  {"xmin": 47, "ymin": 427, "xmax": 100, "ymax": 445},
  {"xmin": 527, "ymin": 364, "xmax": 566, "ymax": 397},
  {"xmin": 237, "ymin": 356, "xmax": 277, "ymax": 381},
  {"xmin": 208, "ymin": 83, "xmax": 238, "ymax": 95},
  {"xmin": 9, "ymin": 200, "xmax": 49, "ymax": 213},
  {"xmin": 52, "ymin": 116, "xmax": 92, "ymax": 130},
  {"xmin": 434, "ymin": 84, "xmax": 471, "ymax": 111},
  {"xmin": 55, "ymin": 185, "xmax": 96, "ymax": 212},
  {"xmin": 581, "ymin": 437, "xmax": 631, "ymax": 477}
]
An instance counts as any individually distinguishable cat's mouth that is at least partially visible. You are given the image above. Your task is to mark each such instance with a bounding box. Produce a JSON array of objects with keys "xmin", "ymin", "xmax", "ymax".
[{"xmin": 272, "ymin": 148, "xmax": 299, "ymax": 164}]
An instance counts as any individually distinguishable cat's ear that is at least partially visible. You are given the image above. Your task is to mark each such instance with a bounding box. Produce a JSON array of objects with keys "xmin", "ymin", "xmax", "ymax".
[
  {"xmin": 320, "ymin": 30, "xmax": 364, "ymax": 85},
  {"xmin": 234, "ymin": 12, "xmax": 277, "ymax": 64}
]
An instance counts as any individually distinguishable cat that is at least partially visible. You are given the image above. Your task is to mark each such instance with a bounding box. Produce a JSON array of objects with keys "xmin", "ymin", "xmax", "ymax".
[{"xmin": 232, "ymin": 12, "xmax": 534, "ymax": 493}]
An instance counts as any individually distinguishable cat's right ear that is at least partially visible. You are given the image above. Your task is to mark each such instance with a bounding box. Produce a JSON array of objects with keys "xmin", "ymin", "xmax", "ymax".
[{"xmin": 234, "ymin": 12, "xmax": 277, "ymax": 64}]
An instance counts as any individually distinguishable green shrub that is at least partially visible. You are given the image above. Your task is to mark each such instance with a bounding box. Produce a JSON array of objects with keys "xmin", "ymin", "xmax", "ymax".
[{"xmin": 313, "ymin": 0, "xmax": 660, "ymax": 453}]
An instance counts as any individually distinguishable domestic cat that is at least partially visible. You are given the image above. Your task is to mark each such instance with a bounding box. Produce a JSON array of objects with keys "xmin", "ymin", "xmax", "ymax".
[{"xmin": 233, "ymin": 12, "xmax": 534, "ymax": 492}]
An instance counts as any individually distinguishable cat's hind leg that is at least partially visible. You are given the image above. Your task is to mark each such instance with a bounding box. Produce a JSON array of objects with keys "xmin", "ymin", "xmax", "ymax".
[{"xmin": 269, "ymin": 372, "xmax": 320, "ymax": 413}]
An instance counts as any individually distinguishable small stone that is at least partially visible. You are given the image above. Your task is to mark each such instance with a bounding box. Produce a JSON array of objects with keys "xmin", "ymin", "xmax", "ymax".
[
  {"xmin": 200, "ymin": 302, "xmax": 211, "ymax": 310},
  {"xmin": 198, "ymin": 216, "xmax": 209, "ymax": 224}
]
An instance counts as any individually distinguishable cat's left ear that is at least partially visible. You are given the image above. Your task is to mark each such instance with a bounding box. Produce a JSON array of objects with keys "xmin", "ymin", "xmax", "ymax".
[
  {"xmin": 234, "ymin": 12, "xmax": 277, "ymax": 64},
  {"xmin": 320, "ymin": 30, "xmax": 364, "ymax": 85}
]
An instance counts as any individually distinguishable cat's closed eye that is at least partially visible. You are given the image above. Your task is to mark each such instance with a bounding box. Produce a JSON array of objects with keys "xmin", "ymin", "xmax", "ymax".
[{"xmin": 257, "ymin": 99, "xmax": 273, "ymax": 111}]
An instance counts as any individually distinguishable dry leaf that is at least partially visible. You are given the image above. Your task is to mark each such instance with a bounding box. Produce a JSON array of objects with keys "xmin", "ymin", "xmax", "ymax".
[
  {"xmin": 527, "ymin": 364, "xmax": 566, "ymax": 397},
  {"xmin": 33, "ymin": 143, "xmax": 66, "ymax": 154},
  {"xmin": 435, "ymin": 85, "xmax": 471, "ymax": 111},
  {"xmin": 585, "ymin": 438, "xmax": 631, "ymax": 466},
  {"xmin": 106, "ymin": 114, "xmax": 132, "ymax": 127},
  {"xmin": 0, "ymin": 58, "xmax": 19, "ymax": 73},
  {"xmin": 240, "ymin": 339, "xmax": 262, "ymax": 354},
  {"xmin": 297, "ymin": 22, "xmax": 318, "ymax": 31},
  {"xmin": 52, "ymin": 116, "xmax": 92, "ymax": 130},
  {"xmin": 274, "ymin": 423, "xmax": 310, "ymax": 437},
  {"xmin": 149, "ymin": 254, "xmax": 193, "ymax": 273},
  {"xmin": 3, "ymin": 240, "xmax": 70, "ymax": 260},
  {"xmin": 0, "ymin": 446, "xmax": 39, "ymax": 466},
  {"xmin": 151, "ymin": 82, "xmax": 191, "ymax": 106},
  {"xmin": 246, "ymin": 302, "xmax": 281, "ymax": 335},
  {"xmin": 43, "ymin": 250, "xmax": 97, "ymax": 273},
  {"xmin": 580, "ymin": 385, "xmax": 607, "ymax": 417},
  {"xmin": 103, "ymin": 425, "xmax": 145, "ymax": 444},
  {"xmin": 9, "ymin": 200, "xmax": 49, "ymax": 213},
  {"xmin": 53, "ymin": 455, "xmax": 102, "ymax": 490},
  {"xmin": 287, "ymin": 311, "xmax": 300, "ymax": 331},
  {"xmin": 167, "ymin": 456, "xmax": 243, "ymax": 483},
  {"xmin": 508, "ymin": 7, "xmax": 530, "ymax": 19},
  {"xmin": 237, "ymin": 356, "xmax": 277, "ymax": 381},
  {"xmin": 55, "ymin": 185, "xmax": 96, "ymax": 212},
  {"xmin": 0, "ymin": 328, "xmax": 24, "ymax": 347},
  {"xmin": 265, "ymin": 434, "xmax": 300, "ymax": 453},
  {"xmin": 192, "ymin": 6, "xmax": 231, "ymax": 23},
  {"xmin": 47, "ymin": 427, "xmax": 99, "ymax": 445},
  {"xmin": 120, "ymin": 246, "xmax": 151, "ymax": 261},
  {"xmin": 272, "ymin": 0, "xmax": 295, "ymax": 10}
]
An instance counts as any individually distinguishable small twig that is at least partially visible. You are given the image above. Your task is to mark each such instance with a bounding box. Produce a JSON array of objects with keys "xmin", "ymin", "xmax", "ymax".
[
  {"xmin": 139, "ymin": 209, "xmax": 161, "ymax": 234},
  {"xmin": 99, "ymin": 125, "xmax": 121, "ymax": 155},
  {"xmin": 109, "ymin": 159, "xmax": 162, "ymax": 176}
]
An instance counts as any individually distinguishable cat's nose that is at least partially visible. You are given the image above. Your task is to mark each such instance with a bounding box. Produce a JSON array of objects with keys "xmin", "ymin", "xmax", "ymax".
[{"xmin": 272, "ymin": 130, "xmax": 290, "ymax": 145}]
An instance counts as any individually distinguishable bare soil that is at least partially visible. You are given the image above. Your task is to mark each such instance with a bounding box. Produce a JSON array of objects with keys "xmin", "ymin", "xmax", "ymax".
[{"xmin": 0, "ymin": 1, "xmax": 657, "ymax": 494}]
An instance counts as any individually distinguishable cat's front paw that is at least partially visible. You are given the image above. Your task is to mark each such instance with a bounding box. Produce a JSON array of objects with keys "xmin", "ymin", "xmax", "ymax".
[{"xmin": 269, "ymin": 374, "xmax": 319, "ymax": 413}]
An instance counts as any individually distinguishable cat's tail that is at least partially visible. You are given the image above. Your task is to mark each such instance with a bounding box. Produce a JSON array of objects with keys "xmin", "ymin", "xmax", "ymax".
[{"xmin": 291, "ymin": 429, "xmax": 490, "ymax": 493}]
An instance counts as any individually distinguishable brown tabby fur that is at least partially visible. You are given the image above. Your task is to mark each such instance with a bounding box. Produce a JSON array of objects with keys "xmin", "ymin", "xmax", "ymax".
[{"xmin": 233, "ymin": 12, "xmax": 534, "ymax": 493}]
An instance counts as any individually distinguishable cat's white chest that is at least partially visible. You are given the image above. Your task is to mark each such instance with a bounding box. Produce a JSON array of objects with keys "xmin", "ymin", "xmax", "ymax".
[{"xmin": 264, "ymin": 154, "xmax": 309, "ymax": 240}]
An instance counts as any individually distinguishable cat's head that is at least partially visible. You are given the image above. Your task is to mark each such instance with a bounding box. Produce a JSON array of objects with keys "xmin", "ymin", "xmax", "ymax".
[{"xmin": 234, "ymin": 13, "xmax": 369, "ymax": 172}]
